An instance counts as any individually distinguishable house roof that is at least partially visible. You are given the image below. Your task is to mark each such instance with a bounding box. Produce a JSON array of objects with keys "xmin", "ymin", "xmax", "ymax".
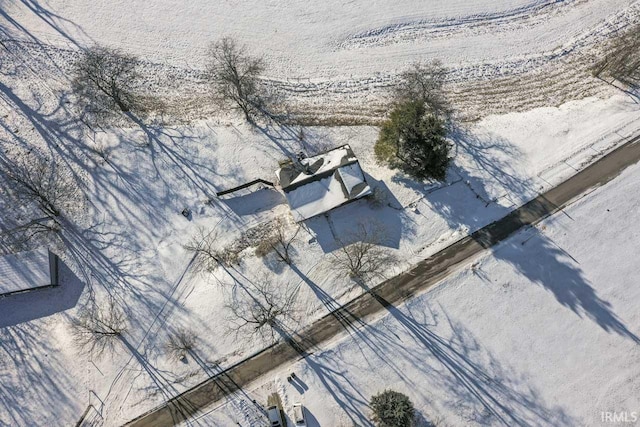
[
  {"xmin": 0, "ymin": 248, "xmax": 56, "ymax": 296},
  {"xmin": 276, "ymin": 145, "xmax": 372, "ymax": 222}
]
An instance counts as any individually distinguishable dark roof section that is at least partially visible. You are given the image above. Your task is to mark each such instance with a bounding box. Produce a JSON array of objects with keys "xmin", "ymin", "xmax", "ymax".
[
  {"xmin": 216, "ymin": 179, "xmax": 274, "ymax": 197},
  {"xmin": 278, "ymin": 145, "xmax": 358, "ymax": 192}
]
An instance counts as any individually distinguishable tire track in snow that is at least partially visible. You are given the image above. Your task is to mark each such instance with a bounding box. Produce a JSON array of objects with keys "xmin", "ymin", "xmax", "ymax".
[
  {"xmin": 2, "ymin": 2, "xmax": 638, "ymax": 125},
  {"xmin": 336, "ymin": 0, "xmax": 588, "ymax": 49}
]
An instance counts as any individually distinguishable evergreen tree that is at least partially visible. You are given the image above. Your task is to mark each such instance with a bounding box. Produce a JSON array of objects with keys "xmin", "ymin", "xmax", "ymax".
[
  {"xmin": 375, "ymin": 100, "xmax": 449, "ymax": 181},
  {"xmin": 370, "ymin": 390, "xmax": 415, "ymax": 427}
]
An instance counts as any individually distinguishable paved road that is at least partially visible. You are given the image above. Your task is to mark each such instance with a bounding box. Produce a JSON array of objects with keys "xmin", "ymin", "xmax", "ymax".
[{"xmin": 125, "ymin": 134, "xmax": 640, "ymax": 427}]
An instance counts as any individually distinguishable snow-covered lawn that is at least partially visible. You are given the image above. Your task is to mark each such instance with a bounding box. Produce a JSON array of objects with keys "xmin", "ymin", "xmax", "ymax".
[
  {"xmin": 194, "ymin": 139, "xmax": 640, "ymax": 427},
  {"xmin": 1, "ymin": 92, "xmax": 639, "ymax": 426},
  {"xmin": 1, "ymin": 1, "xmax": 640, "ymax": 426}
]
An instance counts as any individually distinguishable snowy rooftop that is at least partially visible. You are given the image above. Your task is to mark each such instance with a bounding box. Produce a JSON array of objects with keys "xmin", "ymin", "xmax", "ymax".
[
  {"xmin": 0, "ymin": 248, "xmax": 58, "ymax": 296},
  {"xmin": 276, "ymin": 145, "xmax": 372, "ymax": 221}
]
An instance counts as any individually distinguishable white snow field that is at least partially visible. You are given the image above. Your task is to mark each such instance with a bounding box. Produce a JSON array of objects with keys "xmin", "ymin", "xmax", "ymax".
[
  {"xmin": 191, "ymin": 148, "xmax": 640, "ymax": 427},
  {"xmin": 2, "ymin": 0, "xmax": 640, "ymax": 121},
  {"xmin": 1, "ymin": 0, "xmax": 637, "ymax": 76},
  {"xmin": 1, "ymin": 1, "xmax": 640, "ymax": 426}
]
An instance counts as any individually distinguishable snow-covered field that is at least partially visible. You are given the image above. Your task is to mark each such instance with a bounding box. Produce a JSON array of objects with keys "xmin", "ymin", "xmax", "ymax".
[
  {"xmin": 194, "ymin": 143, "xmax": 640, "ymax": 427},
  {"xmin": 1, "ymin": 1, "xmax": 640, "ymax": 426},
  {"xmin": 2, "ymin": 0, "xmax": 637, "ymax": 76},
  {"xmin": 3, "ymin": 0, "xmax": 640, "ymax": 120}
]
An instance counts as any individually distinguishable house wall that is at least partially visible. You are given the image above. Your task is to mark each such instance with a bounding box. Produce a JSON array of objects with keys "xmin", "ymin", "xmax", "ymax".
[{"xmin": 48, "ymin": 251, "xmax": 59, "ymax": 286}]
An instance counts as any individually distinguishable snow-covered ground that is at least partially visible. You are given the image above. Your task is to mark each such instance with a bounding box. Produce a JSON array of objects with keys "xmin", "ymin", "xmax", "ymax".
[
  {"xmin": 1, "ymin": 1, "xmax": 640, "ymax": 426},
  {"xmin": 2, "ymin": 0, "xmax": 636, "ymax": 76},
  {"xmin": 2, "ymin": 0, "xmax": 639, "ymax": 121},
  {"xmin": 193, "ymin": 139, "xmax": 640, "ymax": 427},
  {"xmin": 1, "ymin": 93, "xmax": 639, "ymax": 426}
]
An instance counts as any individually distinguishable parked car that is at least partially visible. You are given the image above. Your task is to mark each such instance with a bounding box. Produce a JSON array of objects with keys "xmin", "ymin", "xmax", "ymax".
[
  {"xmin": 292, "ymin": 403, "xmax": 307, "ymax": 427},
  {"xmin": 267, "ymin": 405, "xmax": 283, "ymax": 427}
]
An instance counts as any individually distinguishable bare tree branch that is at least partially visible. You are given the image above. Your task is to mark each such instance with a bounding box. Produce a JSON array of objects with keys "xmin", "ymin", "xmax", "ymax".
[
  {"xmin": 72, "ymin": 45, "xmax": 142, "ymax": 120},
  {"xmin": 183, "ymin": 226, "xmax": 240, "ymax": 273},
  {"xmin": 225, "ymin": 279, "xmax": 299, "ymax": 344},
  {"xmin": 164, "ymin": 328, "xmax": 197, "ymax": 363},
  {"xmin": 70, "ymin": 298, "xmax": 128, "ymax": 358},
  {"xmin": 183, "ymin": 226, "xmax": 220, "ymax": 273},
  {"xmin": 255, "ymin": 217, "xmax": 300, "ymax": 265},
  {"xmin": 207, "ymin": 37, "xmax": 266, "ymax": 123},
  {"xmin": 394, "ymin": 60, "xmax": 449, "ymax": 118},
  {"xmin": 0, "ymin": 150, "xmax": 82, "ymax": 246},
  {"xmin": 332, "ymin": 223, "xmax": 396, "ymax": 283}
]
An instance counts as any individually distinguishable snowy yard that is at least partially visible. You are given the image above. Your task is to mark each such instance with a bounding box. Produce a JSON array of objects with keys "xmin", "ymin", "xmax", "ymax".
[
  {"xmin": 194, "ymin": 147, "xmax": 640, "ymax": 427},
  {"xmin": 1, "ymin": 1, "xmax": 640, "ymax": 426}
]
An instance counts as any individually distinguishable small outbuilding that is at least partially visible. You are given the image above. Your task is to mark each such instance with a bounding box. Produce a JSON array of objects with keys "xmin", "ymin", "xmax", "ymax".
[
  {"xmin": 0, "ymin": 248, "xmax": 59, "ymax": 297},
  {"xmin": 276, "ymin": 144, "xmax": 372, "ymax": 222}
]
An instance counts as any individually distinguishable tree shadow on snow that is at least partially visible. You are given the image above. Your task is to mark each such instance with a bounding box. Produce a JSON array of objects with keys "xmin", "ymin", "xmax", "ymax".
[
  {"xmin": 0, "ymin": 1, "xmax": 90, "ymax": 48},
  {"xmin": 290, "ymin": 265, "xmax": 411, "ymax": 382},
  {"xmin": 410, "ymin": 124, "xmax": 639, "ymax": 343},
  {"xmin": 252, "ymin": 117, "xmax": 335, "ymax": 159},
  {"xmin": 305, "ymin": 355, "xmax": 372, "ymax": 426},
  {"xmin": 351, "ymin": 288, "xmax": 577, "ymax": 426},
  {"xmin": 389, "ymin": 300, "xmax": 577, "ymax": 426},
  {"xmin": 489, "ymin": 229, "xmax": 640, "ymax": 343},
  {"xmin": 126, "ymin": 113, "xmax": 228, "ymax": 200},
  {"xmin": 0, "ymin": 322, "xmax": 80, "ymax": 425}
]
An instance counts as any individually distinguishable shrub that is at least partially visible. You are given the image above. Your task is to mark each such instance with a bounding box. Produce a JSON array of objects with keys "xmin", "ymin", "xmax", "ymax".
[{"xmin": 370, "ymin": 390, "xmax": 415, "ymax": 427}]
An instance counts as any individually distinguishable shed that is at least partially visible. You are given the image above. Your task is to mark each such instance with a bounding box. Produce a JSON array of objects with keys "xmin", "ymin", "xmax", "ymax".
[{"xmin": 0, "ymin": 248, "xmax": 59, "ymax": 297}]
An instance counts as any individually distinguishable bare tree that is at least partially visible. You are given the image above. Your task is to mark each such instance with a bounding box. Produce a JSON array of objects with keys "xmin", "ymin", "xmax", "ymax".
[
  {"xmin": 394, "ymin": 60, "xmax": 449, "ymax": 117},
  {"xmin": 226, "ymin": 279, "xmax": 299, "ymax": 343},
  {"xmin": 333, "ymin": 223, "xmax": 396, "ymax": 282},
  {"xmin": 164, "ymin": 328, "xmax": 197, "ymax": 363},
  {"xmin": 183, "ymin": 226, "xmax": 239, "ymax": 273},
  {"xmin": 70, "ymin": 299, "xmax": 127, "ymax": 358},
  {"xmin": 207, "ymin": 37, "xmax": 266, "ymax": 122},
  {"xmin": 0, "ymin": 150, "xmax": 82, "ymax": 244},
  {"xmin": 593, "ymin": 24, "xmax": 640, "ymax": 89},
  {"xmin": 184, "ymin": 226, "xmax": 219, "ymax": 273},
  {"xmin": 72, "ymin": 45, "xmax": 141, "ymax": 118},
  {"xmin": 255, "ymin": 217, "xmax": 300, "ymax": 265}
]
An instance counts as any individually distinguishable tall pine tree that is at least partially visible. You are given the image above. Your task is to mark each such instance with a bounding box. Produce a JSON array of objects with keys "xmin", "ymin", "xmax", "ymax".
[{"xmin": 375, "ymin": 100, "xmax": 449, "ymax": 181}]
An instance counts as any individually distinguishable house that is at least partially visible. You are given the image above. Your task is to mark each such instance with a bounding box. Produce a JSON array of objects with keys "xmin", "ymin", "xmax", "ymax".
[
  {"xmin": 276, "ymin": 144, "xmax": 372, "ymax": 222},
  {"xmin": 0, "ymin": 248, "xmax": 59, "ymax": 297}
]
